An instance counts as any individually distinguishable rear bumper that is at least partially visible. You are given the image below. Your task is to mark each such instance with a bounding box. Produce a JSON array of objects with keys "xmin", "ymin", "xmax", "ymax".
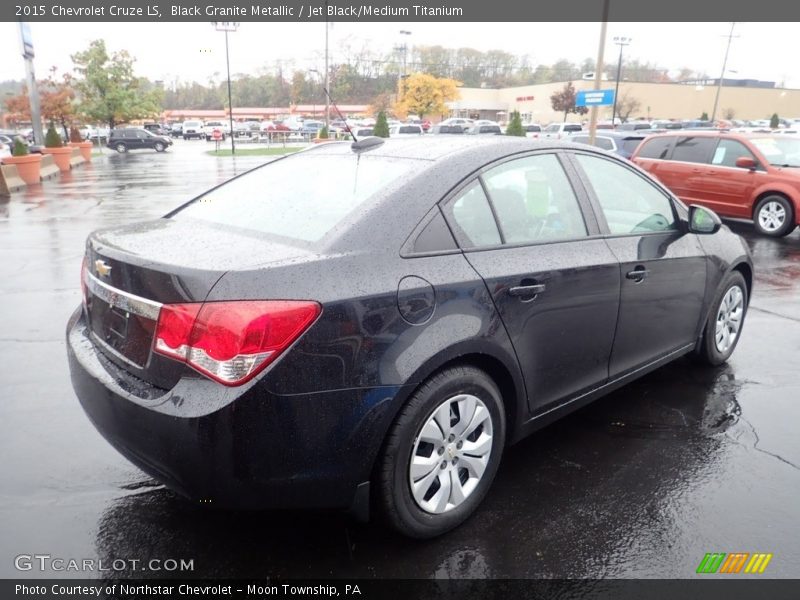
[{"xmin": 66, "ymin": 307, "xmax": 406, "ymax": 510}]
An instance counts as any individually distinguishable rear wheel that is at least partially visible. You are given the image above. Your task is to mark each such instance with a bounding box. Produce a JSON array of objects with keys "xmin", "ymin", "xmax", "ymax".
[
  {"xmin": 754, "ymin": 194, "xmax": 795, "ymax": 237},
  {"xmin": 114, "ymin": 143, "xmax": 127, "ymax": 153},
  {"xmin": 695, "ymin": 271, "xmax": 748, "ymax": 366},
  {"xmin": 377, "ymin": 365, "xmax": 505, "ymax": 538}
]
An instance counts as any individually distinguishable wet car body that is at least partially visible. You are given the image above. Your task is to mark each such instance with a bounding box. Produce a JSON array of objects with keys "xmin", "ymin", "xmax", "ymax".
[{"xmin": 67, "ymin": 137, "xmax": 753, "ymax": 531}]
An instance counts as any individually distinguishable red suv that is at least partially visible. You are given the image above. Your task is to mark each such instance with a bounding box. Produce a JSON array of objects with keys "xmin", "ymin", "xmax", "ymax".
[{"xmin": 631, "ymin": 131, "xmax": 800, "ymax": 237}]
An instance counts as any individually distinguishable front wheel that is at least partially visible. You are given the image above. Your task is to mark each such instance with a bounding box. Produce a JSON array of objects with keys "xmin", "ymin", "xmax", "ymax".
[
  {"xmin": 695, "ymin": 271, "xmax": 748, "ymax": 366},
  {"xmin": 377, "ymin": 365, "xmax": 505, "ymax": 538},
  {"xmin": 154, "ymin": 142, "xmax": 165, "ymax": 152},
  {"xmin": 754, "ymin": 195, "xmax": 796, "ymax": 237},
  {"xmin": 114, "ymin": 143, "xmax": 127, "ymax": 153}
]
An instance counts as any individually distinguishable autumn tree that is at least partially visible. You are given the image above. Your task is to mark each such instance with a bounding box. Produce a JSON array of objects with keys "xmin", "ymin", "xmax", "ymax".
[
  {"xmin": 615, "ymin": 91, "xmax": 642, "ymax": 123},
  {"xmin": 71, "ymin": 40, "xmax": 162, "ymax": 129},
  {"xmin": 550, "ymin": 82, "xmax": 589, "ymax": 122},
  {"xmin": 368, "ymin": 92, "xmax": 394, "ymax": 117},
  {"xmin": 40, "ymin": 69, "xmax": 77, "ymax": 139},
  {"xmin": 394, "ymin": 73, "xmax": 460, "ymax": 121}
]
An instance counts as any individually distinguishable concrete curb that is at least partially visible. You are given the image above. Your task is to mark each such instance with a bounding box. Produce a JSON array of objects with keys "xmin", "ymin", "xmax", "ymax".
[
  {"xmin": 69, "ymin": 147, "xmax": 86, "ymax": 168},
  {"xmin": 39, "ymin": 154, "xmax": 60, "ymax": 180},
  {"xmin": 1, "ymin": 164, "xmax": 26, "ymax": 192}
]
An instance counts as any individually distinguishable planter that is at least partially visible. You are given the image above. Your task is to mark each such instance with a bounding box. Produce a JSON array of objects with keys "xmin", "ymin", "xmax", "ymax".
[
  {"xmin": 42, "ymin": 147, "xmax": 73, "ymax": 173},
  {"xmin": 69, "ymin": 140, "xmax": 93, "ymax": 162},
  {"xmin": 1, "ymin": 154, "xmax": 42, "ymax": 185},
  {"xmin": 313, "ymin": 138, "xmax": 334, "ymax": 144}
]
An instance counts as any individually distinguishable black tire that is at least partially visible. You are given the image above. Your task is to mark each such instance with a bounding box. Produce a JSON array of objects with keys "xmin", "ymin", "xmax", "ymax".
[
  {"xmin": 695, "ymin": 270, "xmax": 748, "ymax": 366},
  {"xmin": 377, "ymin": 365, "xmax": 506, "ymax": 538},
  {"xmin": 114, "ymin": 143, "xmax": 127, "ymax": 153},
  {"xmin": 753, "ymin": 194, "xmax": 796, "ymax": 237},
  {"xmin": 154, "ymin": 142, "xmax": 165, "ymax": 152},
  {"xmin": 183, "ymin": 136, "xmax": 189, "ymax": 141}
]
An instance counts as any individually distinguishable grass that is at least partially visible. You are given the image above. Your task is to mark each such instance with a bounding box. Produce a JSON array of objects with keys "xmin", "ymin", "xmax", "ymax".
[{"xmin": 206, "ymin": 147, "xmax": 302, "ymax": 157}]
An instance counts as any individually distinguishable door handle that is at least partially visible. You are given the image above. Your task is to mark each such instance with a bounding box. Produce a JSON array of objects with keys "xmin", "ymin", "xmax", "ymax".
[
  {"xmin": 626, "ymin": 267, "xmax": 650, "ymax": 282},
  {"xmin": 508, "ymin": 283, "xmax": 546, "ymax": 297}
]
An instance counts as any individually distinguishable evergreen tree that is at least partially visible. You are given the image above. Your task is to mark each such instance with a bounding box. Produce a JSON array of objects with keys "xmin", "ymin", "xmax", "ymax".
[
  {"xmin": 374, "ymin": 111, "xmax": 390, "ymax": 138},
  {"xmin": 505, "ymin": 110, "xmax": 525, "ymax": 136}
]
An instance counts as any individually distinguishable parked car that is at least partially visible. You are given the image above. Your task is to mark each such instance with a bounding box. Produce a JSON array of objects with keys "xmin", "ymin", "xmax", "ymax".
[
  {"xmin": 353, "ymin": 127, "xmax": 374, "ymax": 138},
  {"xmin": 541, "ymin": 122, "xmax": 583, "ymax": 139},
  {"xmin": 204, "ymin": 121, "xmax": 230, "ymax": 140},
  {"xmin": 170, "ymin": 123, "xmax": 184, "ymax": 137},
  {"xmin": 524, "ymin": 124, "xmax": 542, "ymax": 138},
  {"xmin": 143, "ymin": 123, "xmax": 169, "ymax": 136},
  {"xmin": 80, "ymin": 126, "xmax": 110, "ymax": 142},
  {"xmin": 0, "ymin": 134, "xmax": 42, "ymax": 154},
  {"xmin": 0, "ymin": 140, "xmax": 10, "ymax": 160},
  {"xmin": 431, "ymin": 124, "xmax": 466, "ymax": 135},
  {"xmin": 568, "ymin": 131, "xmax": 648, "ymax": 159},
  {"xmin": 389, "ymin": 124, "xmax": 424, "ymax": 137},
  {"xmin": 182, "ymin": 120, "xmax": 205, "ymax": 140},
  {"xmin": 631, "ymin": 131, "xmax": 800, "ymax": 237},
  {"xmin": 68, "ymin": 136, "xmax": 752, "ymax": 538},
  {"xmin": 651, "ymin": 120, "xmax": 684, "ymax": 130},
  {"xmin": 617, "ymin": 121, "xmax": 652, "ymax": 131},
  {"xmin": 107, "ymin": 128, "xmax": 173, "ymax": 153},
  {"xmin": 440, "ymin": 118, "xmax": 474, "ymax": 129},
  {"xmin": 466, "ymin": 124, "xmax": 502, "ymax": 135}
]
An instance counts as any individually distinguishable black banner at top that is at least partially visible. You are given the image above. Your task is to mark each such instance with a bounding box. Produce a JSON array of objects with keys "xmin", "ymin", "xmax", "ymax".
[{"xmin": 3, "ymin": 0, "xmax": 800, "ymax": 22}]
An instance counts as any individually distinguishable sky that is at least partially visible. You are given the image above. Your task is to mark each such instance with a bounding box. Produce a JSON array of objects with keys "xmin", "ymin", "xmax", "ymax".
[{"xmin": 0, "ymin": 21, "xmax": 798, "ymax": 89}]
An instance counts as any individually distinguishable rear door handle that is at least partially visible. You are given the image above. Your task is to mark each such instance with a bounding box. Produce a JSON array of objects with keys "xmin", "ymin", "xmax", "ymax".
[
  {"xmin": 508, "ymin": 283, "xmax": 546, "ymax": 297},
  {"xmin": 626, "ymin": 267, "xmax": 650, "ymax": 282}
]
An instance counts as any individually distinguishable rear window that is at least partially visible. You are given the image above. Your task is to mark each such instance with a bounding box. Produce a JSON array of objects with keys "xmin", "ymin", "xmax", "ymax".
[
  {"xmin": 671, "ymin": 136, "xmax": 716, "ymax": 163},
  {"xmin": 621, "ymin": 138, "xmax": 644, "ymax": 154},
  {"xmin": 564, "ymin": 125, "xmax": 582, "ymax": 132},
  {"xmin": 175, "ymin": 154, "xmax": 421, "ymax": 243},
  {"xmin": 636, "ymin": 136, "xmax": 673, "ymax": 159},
  {"xmin": 399, "ymin": 126, "xmax": 421, "ymax": 134}
]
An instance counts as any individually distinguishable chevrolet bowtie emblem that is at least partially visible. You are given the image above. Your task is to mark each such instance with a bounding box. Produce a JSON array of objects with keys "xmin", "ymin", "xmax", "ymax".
[{"xmin": 95, "ymin": 260, "xmax": 112, "ymax": 277}]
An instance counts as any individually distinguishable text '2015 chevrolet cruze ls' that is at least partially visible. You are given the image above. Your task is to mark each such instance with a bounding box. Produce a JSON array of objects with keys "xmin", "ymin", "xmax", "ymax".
[{"xmin": 67, "ymin": 136, "xmax": 753, "ymax": 538}]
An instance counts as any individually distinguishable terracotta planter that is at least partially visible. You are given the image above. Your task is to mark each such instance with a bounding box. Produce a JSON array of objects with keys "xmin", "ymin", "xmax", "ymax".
[
  {"xmin": 1, "ymin": 153, "xmax": 42, "ymax": 185},
  {"xmin": 69, "ymin": 141, "xmax": 93, "ymax": 162},
  {"xmin": 313, "ymin": 138, "xmax": 333, "ymax": 144},
  {"xmin": 42, "ymin": 146, "xmax": 73, "ymax": 173}
]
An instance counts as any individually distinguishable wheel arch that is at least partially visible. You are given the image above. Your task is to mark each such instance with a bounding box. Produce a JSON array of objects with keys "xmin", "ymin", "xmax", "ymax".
[{"xmin": 751, "ymin": 187, "xmax": 798, "ymax": 222}]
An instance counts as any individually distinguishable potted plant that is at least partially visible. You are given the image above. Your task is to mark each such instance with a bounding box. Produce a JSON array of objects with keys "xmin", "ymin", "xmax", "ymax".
[
  {"xmin": 68, "ymin": 125, "xmax": 93, "ymax": 162},
  {"xmin": 313, "ymin": 125, "xmax": 332, "ymax": 144},
  {"xmin": 2, "ymin": 137, "xmax": 42, "ymax": 185},
  {"xmin": 42, "ymin": 122, "xmax": 72, "ymax": 173}
]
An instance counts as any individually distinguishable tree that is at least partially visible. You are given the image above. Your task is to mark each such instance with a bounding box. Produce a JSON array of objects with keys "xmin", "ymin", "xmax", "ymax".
[
  {"xmin": 616, "ymin": 91, "xmax": 641, "ymax": 123},
  {"xmin": 723, "ymin": 107, "xmax": 736, "ymax": 120},
  {"xmin": 550, "ymin": 82, "xmax": 589, "ymax": 122},
  {"xmin": 394, "ymin": 73, "xmax": 460, "ymax": 121},
  {"xmin": 770, "ymin": 113, "xmax": 780, "ymax": 129},
  {"xmin": 373, "ymin": 111, "xmax": 390, "ymax": 138},
  {"xmin": 71, "ymin": 40, "xmax": 161, "ymax": 130},
  {"xmin": 368, "ymin": 92, "xmax": 393, "ymax": 117},
  {"xmin": 700, "ymin": 111, "xmax": 709, "ymax": 121},
  {"xmin": 44, "ymin": 121, "xmax": 63, "ymax": 148},
  {"xmin": 40, "ymin": 69, "xmax": 77, "ymax": 139},
  {"xmin": 505, "ymin": 110, "xmax": 525, "ymax": 136}
]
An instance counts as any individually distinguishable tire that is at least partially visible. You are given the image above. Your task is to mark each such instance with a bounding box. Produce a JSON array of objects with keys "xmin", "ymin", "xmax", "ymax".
[
  {"xmin": 154, "ymin": 142, "xmax": 165, "ymax": 152},
  {"xmin": 695, "ymin": 271, "xmax": 748, "ymax": 366},
  {"xmin": 377, "ymin": 365, "xmax": 506, "ymax": 538},
  {"xmin": 114, "ymin": 143, "xmax": 127, "ymax": 153},
  {"xmin": 753, "ymin": 194, "xmax": 796, "ymax": 237}
]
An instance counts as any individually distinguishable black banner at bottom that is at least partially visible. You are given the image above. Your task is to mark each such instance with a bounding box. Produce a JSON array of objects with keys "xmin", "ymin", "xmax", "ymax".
[{"xmin": 3, "ymin": 579, "xmax": 800, "ymax": 600}]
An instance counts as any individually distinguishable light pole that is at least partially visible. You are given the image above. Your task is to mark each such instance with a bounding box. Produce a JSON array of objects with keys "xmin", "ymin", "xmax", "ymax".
[
  {"xmin": 587, "ymin": 0, "xmax": 610, "ymax": 145},
  {"xmin": 396, "ymin": 30, "xmax": 412, "ymax": 103},
  {"xmin": 611, "ymin": 36, "xmax": 631, "ymax": 127},
  {"xmin": 711, "ymin": 23, "xmax": 738, "ymax": 124},
  {"xmin": 213, "ymin": 21, "xmax": 238, "ymax": 154}
]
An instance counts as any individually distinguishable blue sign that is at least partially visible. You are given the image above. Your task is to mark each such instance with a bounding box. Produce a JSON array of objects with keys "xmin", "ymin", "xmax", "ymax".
[{"xmin": 576, "ymin": 89, "xmax": 615, "ymax": 107}]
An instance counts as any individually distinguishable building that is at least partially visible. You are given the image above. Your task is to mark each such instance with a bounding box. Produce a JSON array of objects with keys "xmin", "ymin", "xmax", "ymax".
[
  {"xmin": 448, "ymin": 80, "xmax": 800, "ymax": 124},
  {"xmin": 161, "ymin": 105, "xmax": 368, "ymax": 123}
]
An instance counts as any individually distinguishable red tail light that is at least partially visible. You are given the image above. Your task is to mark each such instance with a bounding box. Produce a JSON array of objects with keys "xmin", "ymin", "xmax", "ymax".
[
  {"xmin": 80, "ymin": 257, "xmax": 88, "ymax": 306},
  {"xmin": 154, "ymin": 300, "xmax": 321, "ymax": 386}
]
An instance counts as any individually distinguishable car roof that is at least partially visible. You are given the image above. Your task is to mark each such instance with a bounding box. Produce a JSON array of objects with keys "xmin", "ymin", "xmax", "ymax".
[{"xmin": 572, "ymin": 131, "xmax": 647, "ymax": 139}]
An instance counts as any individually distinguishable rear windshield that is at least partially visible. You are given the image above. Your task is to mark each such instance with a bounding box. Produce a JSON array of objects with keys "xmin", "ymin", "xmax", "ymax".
[
  {"xmin": 175, "ymin": 154, "xmax": 422, "ymax": 243},
  {"xmin": 621, "ymin": 138, "xmax": 644, "ymax": 153}
]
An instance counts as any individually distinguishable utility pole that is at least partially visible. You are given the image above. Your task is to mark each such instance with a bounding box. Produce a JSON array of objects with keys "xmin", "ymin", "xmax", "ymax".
[
  {"xmin": 213, "ymin": 21, "xmax": 239, "ymax": 155},
  {"xmin": 324, "ymin": 2, "xmax": 330, "ymax": 127},
  {"xmin": 611, "ymin": 36, "xmax": 631, "ymax": 126},
  {"xmin": 396, "ymin": 30, "xmax": 412, "ymax": 104},
  {"xmin": 17, "ymin": 22, "xmax": 44, "ymax": 145},
  {"xmin": 711, "ymin": 22, "xmax": 737, "ymax": 124},
  {"xmin": 588, "ymin": 0, "xmax": 610, "ymax": 145}
]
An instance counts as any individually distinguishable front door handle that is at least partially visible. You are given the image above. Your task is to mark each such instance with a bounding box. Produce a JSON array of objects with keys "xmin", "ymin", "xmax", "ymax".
[
  {"xmin": 508, "ymin": 283, "xmax": 546, "ymax": 297},
  {"xmin": 626, "ymin": 267, "xmax": 650, "ymax": 282}
]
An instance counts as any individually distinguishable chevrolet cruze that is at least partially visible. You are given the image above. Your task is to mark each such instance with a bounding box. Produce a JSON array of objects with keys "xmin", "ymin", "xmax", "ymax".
[{"xmin": 67, "ymin": 136, "xmax": 753, "ymax": 538}]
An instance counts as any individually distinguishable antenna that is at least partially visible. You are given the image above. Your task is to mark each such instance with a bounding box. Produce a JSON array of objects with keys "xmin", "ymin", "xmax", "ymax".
[{"xmin": 322, "ymin": 86, "xmax": 357, "ymax": 142}]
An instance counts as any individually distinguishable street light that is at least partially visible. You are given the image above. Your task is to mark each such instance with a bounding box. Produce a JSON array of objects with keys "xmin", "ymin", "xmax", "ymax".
[
  {"xmin": 396, "ymin": 30, "xmax": 412, "ymax": 102},
  {"xmin": 212, "ymin": 21, "xmax": 239, "ymax": 155},
  {"xmin": 611, "ymin": 36, "xmax": 631, "ymax": 127},
  {"xmin": 711, "ymin": 23, "xmax": 738, "ymax": 124}
]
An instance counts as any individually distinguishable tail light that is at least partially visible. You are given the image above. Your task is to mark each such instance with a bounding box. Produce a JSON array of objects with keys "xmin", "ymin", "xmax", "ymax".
[
  {"xmin": 154, "ymin": 300, "xmax": 321, "ymax": 386},
  {"xmin": 80, "ymin": 256, "xmax": 88, "ymax": 306}
]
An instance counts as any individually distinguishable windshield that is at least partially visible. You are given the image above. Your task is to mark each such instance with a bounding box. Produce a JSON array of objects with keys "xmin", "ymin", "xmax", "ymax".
[
  {"xmin": 750, "ymin": 137, "xmax": 800, "ymax": 167},
  {"xmin": 175, "ymin": 154, "xmax": 423, "ymax": 244}
]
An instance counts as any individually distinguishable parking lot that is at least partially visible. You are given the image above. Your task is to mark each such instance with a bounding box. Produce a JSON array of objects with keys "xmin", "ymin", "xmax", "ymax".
[{"xmin": 1, "ymin": 138, "xmax": 799, "ymax": 579}]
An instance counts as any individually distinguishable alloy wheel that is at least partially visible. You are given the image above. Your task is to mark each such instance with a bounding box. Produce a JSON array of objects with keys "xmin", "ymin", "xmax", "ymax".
[
  {"xmin": 715, "ymin": 285, "xmax": 745, "ymax": 354},
  {"xmin": 409, "ymin": 393, "xmax": 493, "ymax": 514},
  {"xmin": 758, "ymin": 201, "xmax": 786, "ymax": 232}
]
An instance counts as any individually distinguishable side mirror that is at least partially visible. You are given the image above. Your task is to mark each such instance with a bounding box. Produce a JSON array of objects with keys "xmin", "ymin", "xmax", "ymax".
[
  {"xmin": 688, "ymin": 204, "xmax": 722, "ymax": 235},
  {"xmin": 735, "ymin": 156, "xmax": 757, "ymax": 170}
]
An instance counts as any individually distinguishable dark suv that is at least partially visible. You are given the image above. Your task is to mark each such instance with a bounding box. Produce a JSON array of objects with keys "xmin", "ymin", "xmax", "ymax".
[{"xmin": 108, "ymin": 128, "xmax": 173, "ymax": 153}]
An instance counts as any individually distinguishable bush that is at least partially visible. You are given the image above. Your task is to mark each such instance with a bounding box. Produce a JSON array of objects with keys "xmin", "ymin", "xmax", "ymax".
[
  {"xmin": 770, "ymin": 113, "xmax": 780, "ymax": 129},
  {"xmin": 505, "ymin": 110, "xmax": 525, "ymax": 136},
  {"xmin": 318, "ymin": 125, "xmax": 329, "ymax": 139},
  {"xmin": 44, "ymin": 122, "xmax": 63, "ymax": 148},
  {"xmin": 373, "ymin": 111, "xmax": 390, "ymax": 138},
  {"xmin": 12, "ymin": 137, "xmax": 29, "ymax": 157},
  {"xmin": 700, "ymin": 111, "xmax": 709, "ymax": 121},
  {"xmin": 69, "ymin": 126, "xmax": 83, "ymax": 143}
]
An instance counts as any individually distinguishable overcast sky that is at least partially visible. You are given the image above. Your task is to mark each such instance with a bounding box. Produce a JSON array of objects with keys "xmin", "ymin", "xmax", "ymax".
[{"xmin": 1, "ymin": 21, "xmax": 798, "ymax": 88}]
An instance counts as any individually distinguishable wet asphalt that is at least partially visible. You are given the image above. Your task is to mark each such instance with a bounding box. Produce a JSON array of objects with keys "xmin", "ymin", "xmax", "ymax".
[{"xmin": 0, "ymin": 139, "xmax": 798, "ymax": 580}]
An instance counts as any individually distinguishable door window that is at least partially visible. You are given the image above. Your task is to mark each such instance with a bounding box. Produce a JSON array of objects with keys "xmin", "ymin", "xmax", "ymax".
[
  {"xmin": 670, "ymin": 136, "xmax": 716, "ymax": 163},
  {"xmin": 444, "ymin": 183, "xmax": 502, "ymax": 248},
  {"xmin": 712, "ymin": 139, "xmax": 758, "ymax": 168},
  {"xmin": 636, "ymin": 136, "xmax": 673, "ymax": 159},
  {"xmin": 482, "ymin": 154, "xmax": 588, "ymax": 244},
  {"xmin": 575, "ymin": 154, "xmax": 678, "ymax": 235}
]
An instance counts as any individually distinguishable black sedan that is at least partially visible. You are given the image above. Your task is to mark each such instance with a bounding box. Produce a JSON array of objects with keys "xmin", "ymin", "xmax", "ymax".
[
  {"xmin": 107, "ymin": 128, "xmax": 173, "ymax": 153},
  {"xmin": 67, "ymin": 136, "xmax": 752, "ymax": 538}
]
